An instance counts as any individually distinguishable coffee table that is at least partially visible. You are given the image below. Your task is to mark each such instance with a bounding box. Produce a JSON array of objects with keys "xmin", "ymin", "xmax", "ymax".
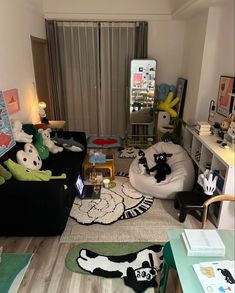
[{"xmin": 82, "ymin": 150, "xmax": 115, "ymax": 180}]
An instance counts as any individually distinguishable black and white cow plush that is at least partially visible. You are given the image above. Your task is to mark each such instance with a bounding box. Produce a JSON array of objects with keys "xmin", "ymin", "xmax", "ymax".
[
  {"xmin": 137, "ymin": 148, "xmax": 150, "ymax": 175},
  {"xmin": 76, "ymin": 244, "xmax": 163, "ymax": 293}
]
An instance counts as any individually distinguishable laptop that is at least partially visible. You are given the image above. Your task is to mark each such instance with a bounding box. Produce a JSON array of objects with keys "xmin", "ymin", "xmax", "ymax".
[{"xmin": 75, "ymin": 174, "xmax": 101, "ymax": 199}]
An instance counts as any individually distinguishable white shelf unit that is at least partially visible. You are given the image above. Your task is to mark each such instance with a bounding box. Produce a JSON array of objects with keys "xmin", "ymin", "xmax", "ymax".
[{"xmin": 183, "ymin": 125, "xmax": 235, "ymax": 229}]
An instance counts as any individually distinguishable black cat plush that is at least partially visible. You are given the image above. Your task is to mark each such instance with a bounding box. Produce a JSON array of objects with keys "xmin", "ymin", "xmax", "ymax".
[{"xmin": 149, "ymin": 152, "xmax": 172, "ymax": 183}]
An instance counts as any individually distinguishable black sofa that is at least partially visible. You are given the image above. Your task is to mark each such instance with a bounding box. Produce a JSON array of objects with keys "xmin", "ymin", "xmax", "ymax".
[{"xmin": 0, "ymin": 131, "xmax": 87, "ymax": 236}]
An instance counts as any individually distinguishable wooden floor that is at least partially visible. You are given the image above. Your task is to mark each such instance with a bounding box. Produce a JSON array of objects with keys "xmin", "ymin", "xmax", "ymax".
[{"xmin": 0, "ymin": 236, "xmax": 179, "ymax": 293}]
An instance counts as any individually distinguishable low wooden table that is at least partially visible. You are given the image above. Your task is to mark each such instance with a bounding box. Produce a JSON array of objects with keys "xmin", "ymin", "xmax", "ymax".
[{"xmin": 82, "ymin": 150, "xmax": 115, "ymax": 180}]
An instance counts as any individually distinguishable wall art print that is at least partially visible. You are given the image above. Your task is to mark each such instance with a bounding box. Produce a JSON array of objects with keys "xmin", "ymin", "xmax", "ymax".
[
  {"xmin": 216, "ymin": 76, "xmax": 235, "ymax": 117},
  {"xmin": 4, "ymin": 88, "xmax": 20, "ymax": 115},
  {"xmin": 0, "ymin": 91, "xmax": 16, "ymax": 157}
]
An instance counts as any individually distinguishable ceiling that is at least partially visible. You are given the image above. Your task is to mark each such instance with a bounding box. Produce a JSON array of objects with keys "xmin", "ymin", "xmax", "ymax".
[{"xmin": 170, "ymin": 0, "xmax": 228, "ymax": 18}]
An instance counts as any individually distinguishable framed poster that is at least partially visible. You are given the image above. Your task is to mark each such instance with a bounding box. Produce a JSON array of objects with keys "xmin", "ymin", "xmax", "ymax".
[
  {"xmin": 216, "ymin": 76, "xmax": 235, "ymax": 117},
  {"xmin": 176, "ymin": 78, "xmax": 187, "ymax": 118},
  {"xmin": 3, "ymin": 88, "xmax": 20, "ymax": 115},
  {"xmin": 0, "ymin": 91, "xmax": 16, "ymax": 157}
]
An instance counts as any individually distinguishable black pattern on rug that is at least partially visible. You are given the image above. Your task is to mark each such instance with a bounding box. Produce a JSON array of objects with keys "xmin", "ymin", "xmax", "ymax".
[
  {"xmin": 70, "ymin": 173, "xmax": 154, "ymax": 225},
  {"xmin": 68, "ymin": 244, "xmax": 163, "ymax": 293}
]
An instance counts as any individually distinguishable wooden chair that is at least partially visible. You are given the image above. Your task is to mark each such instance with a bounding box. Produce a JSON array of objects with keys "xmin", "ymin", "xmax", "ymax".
[{"xmin": 201, "ymin": 194, "xmax": 235, "ymax": 229}]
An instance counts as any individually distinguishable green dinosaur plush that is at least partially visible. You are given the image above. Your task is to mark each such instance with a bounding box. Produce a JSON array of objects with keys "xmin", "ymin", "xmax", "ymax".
[
  {"xmin": 0, "ymin": 164, "xmax": 12, "ymax": 185},
  {"xmin": 34, "ymin": 132, "xmax": 49, "ymax": 160},
  {"xmin": 4, "ymin": 159, "xmax": 66, "ymax": 181}
]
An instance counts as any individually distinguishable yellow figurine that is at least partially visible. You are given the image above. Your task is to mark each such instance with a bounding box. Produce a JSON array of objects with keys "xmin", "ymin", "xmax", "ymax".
[{"xmin": 157, "ymin": 91, "xmax": 180, "ymax": 117}]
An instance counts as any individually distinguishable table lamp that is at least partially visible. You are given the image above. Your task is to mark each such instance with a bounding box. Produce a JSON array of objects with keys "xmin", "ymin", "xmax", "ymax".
[{"xmin": 38, "ymin": 101, "xmax": 49, "ymax": 124}]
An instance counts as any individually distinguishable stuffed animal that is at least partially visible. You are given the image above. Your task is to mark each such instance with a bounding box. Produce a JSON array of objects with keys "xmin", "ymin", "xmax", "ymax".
[
  {"xmin": 16, "ymin": 143, "xmax": 42, "ymax": 170},
  {"xmin": 4, "ymin": 159, "xmax": 66, "ymax": 181},
  {"xmin": 0, "ymin": 164, "xmax": 12, "ymax": 185},
  {"xmin": 34, "ymin": 132, "xmax": 49, "ymax": 159},
  {"xmin": 11, "ymin": 119, "xmax": 33, "ymax": 143},
  {"xmin": 52, "ymin": 133, "xmax": 84, "ymax": 152},
  {"xmin": 157, "ymin": 92, "xmax": 180, "ymax": 118},
  {"xmin": 137, "ymin": 148, "xmax": 150, "ymax": 175},
  {"xmin": 38, "ymin": 128, "xmax": 63, "ymax": 154},
  {"xmin": 149, "ymin": 153, "xmax": 172, "ymax": 183}
]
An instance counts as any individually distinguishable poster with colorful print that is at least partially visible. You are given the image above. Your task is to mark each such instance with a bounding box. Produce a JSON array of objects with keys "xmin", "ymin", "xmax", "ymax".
[
  {"xmin": 4, "ymin": 88, "xmax": 20, "ymax": 115},
  {"xmin": 0, "ymin": 91, "xmax": 15, "ymax": 157}
]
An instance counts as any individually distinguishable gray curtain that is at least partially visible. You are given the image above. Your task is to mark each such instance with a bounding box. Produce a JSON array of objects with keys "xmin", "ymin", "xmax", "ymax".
[
  {"xmin": 46, "ymin": 20, "xmax": 148, "ymax": 136},
  {"xmin": 46, "ymin": 20, "xmax": 66, "ymax": 121},
  {"xmin": 100, "ymin": 22, "xmax": 136, "ymax": 136}
]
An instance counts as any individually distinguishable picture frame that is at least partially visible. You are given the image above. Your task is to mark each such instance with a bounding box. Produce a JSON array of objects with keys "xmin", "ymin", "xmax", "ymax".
[
  {"xmin": 0, "ymin": 91, "xmax": 16, "ymax": 157},
  {"xmin": 216, "ymin": 76, "xmax": 235, "ymax": 117},
  {"xmin": 176, "ymin": 77, "xmax": 187, "ymax": 118},
  {"xmin": 3, "ymin": 88, "xmax": 20, "ymax": 115}
]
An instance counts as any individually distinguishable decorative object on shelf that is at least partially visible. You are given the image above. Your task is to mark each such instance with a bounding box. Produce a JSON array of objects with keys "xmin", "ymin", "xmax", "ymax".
[
  {"xmin": 216, "ymin": 75, "xmax": 235, "ymax": 117},
  {"xmin": 198, "ymin": 169, "xmax": 218, "ymax": 196},
  {"xmin": 38, "ymin": 101, "xmax": 49, "ymax": 124},
  {"xmin": 3, "ymin": 88, "xmax": 20, "ymax": 115},
  {"xmin": 225, "ymin": 121, "xmax": 235, "ymax": 149},
  {"xmin": 208, "ymin": 99, "xmax": 216, "ymax": 123}
]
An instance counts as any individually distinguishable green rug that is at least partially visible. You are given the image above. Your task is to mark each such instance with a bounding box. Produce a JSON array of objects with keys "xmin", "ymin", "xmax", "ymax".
[
  {"xmin": 66, "ymin": 242, "xmax": 164, "ymax": 293},
  {"xmin": 0, "ymin": 253, "xmax": 32, "ymax": 293},
  {"xmin": 66, "ymin": 242, "xmax": 162, "ymax": 274}
]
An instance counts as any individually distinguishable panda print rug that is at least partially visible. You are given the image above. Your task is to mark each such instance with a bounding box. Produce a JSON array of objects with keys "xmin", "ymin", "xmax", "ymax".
[
  {"xmin": 66, "ymin": 242, "xmax": 163, "ymax": 293},
  {"xmin": 70, "ymin": 173, "xmax": 154, "ymax": 225}
]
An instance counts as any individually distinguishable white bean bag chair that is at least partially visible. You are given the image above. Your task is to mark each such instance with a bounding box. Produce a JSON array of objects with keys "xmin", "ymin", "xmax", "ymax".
[{"xmin": 129, "ymin": 142, "xmax": 195, "ymax": 199}]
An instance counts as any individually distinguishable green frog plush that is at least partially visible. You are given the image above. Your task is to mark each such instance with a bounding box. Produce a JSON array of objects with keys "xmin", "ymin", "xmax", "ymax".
[
  {"xmin": 4, "ymin": 159, "xmax": 66, "ymax": 181},
  {"xmin": 0, "ymin": 164, "xmax": 12, "ymax": 185}
]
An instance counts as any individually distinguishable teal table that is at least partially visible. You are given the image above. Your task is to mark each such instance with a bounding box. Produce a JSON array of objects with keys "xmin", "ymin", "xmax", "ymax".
[{"xmin": 168, "ymin": 229, "xmax": 235, "ymax": 293}]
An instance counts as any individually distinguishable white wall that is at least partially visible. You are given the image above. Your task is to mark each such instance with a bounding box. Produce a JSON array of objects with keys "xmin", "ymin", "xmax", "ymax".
[
  {"xmin": 182, "ymin": 0, "xmax": 234, "ymax": 124},
  {"xmin": 0, "ymin": 0, "xmax": 46, "ymax": 123},
  {"xmin": 197, "ymin": 1, "xmax": 235, "ymax": 123},
  {"xmin": 181, "ymin": 10, "xmax": 209, "ymax": 123},
  {"xmin": 43, "ymin": 0, "xmax": 185, "ymax": 85}
]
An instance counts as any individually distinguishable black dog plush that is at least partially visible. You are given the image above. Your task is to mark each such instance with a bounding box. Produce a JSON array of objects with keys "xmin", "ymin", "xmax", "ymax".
[
  {"xmin": 137, "ymin": 148, "xmax": 150, "ymax": 175},
  {"xmin": 149, "ymin": 153, "xmax": 172, "ymax": 183}
]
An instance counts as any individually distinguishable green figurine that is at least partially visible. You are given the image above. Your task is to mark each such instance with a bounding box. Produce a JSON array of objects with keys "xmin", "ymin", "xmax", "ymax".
[{"xmin": 4, "ymin": 159, "xmax": 66, "ymax": 181}]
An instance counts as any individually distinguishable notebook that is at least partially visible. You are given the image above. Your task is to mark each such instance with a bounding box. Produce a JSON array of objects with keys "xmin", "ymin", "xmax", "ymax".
[{"xmin": 75, "ymin": 174, "xmax": 101, "ymax": 199}]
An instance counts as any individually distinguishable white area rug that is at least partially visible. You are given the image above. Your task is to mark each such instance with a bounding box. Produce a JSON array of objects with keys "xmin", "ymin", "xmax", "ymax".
[
  {"xmin": 70, "ymin": 175, "xmax": 154, "ymax": 225},
  {"xmin": 61, "ymin": 197, "xmax": 202, "ymax": 243}
]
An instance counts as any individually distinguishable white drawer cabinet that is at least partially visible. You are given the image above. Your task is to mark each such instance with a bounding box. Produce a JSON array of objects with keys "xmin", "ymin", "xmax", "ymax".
[{"xmin": 183, "ymin": 125, "xmax": 235, "ymax": 229}]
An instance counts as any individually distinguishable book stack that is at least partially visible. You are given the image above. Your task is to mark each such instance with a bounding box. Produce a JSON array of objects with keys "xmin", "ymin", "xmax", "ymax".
[
  {"xmin": 181, "ymin": 229, "xmax": 225, "ymax": 257},
  {"xmin": 195, "ymin": 121, "xmax": 212, "ymax": 135}
]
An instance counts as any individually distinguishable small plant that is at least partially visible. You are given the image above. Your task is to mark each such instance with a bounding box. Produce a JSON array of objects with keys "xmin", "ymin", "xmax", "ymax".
[{"xmin": 161, "ymin": 117, "xmax": 185, "ymax": 145}]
